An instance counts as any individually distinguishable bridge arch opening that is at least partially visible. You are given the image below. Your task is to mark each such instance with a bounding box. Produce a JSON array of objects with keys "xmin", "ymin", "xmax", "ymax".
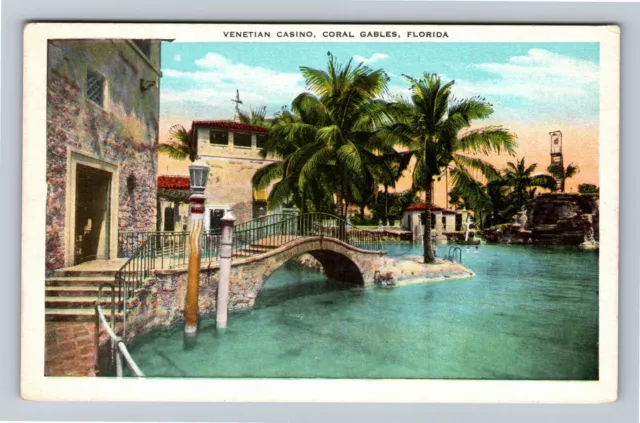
[
  {"xmin": 306, "ymin": 250, "xmax": 365, "ymax": 286},
  {"xmin": 252, "ymin": 250, "xmax": 365, "ymax": 309}
]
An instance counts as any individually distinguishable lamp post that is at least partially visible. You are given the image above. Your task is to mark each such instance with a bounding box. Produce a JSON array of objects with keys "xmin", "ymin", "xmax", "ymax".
[{"xmin": 184, "ymin": 160, "xmax": 210, "ymax": 336}]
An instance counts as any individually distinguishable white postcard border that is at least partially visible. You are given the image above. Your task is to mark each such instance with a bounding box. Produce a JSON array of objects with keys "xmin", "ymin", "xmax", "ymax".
[{"xmin": 21, "ymin": 23, "xmax": 619, "ymax": 403}]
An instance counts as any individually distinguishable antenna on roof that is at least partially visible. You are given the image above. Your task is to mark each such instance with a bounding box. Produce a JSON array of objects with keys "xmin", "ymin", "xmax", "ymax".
[{"xmin": 231, "ymin": 89, "xmax": 243, "ymax": 118}]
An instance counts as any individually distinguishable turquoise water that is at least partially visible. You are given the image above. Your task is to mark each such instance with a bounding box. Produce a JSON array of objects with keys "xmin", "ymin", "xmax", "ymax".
[{"xmin": 127, "ymin": 244, "xmax": 599, "ymax": 380}]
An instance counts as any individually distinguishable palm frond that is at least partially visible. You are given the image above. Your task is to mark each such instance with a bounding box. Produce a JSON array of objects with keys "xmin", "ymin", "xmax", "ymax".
[
  {"xmin": 252, "ymin": 161, "xmax": 284, "ymax": 190},
  {"xmin": 530, "ymin": 174, "xmax": 558, "ymax": 191},
  {"xmin": 157, "ymin": 143, "xmax": 191, "ymax": 161},
  {"xmin": 457, "ymin": 126, "xmax": 518, "ymax": 156},
  {"xmin": 453, "ymin": 154, "xmax": 500, "ymax": 182}
]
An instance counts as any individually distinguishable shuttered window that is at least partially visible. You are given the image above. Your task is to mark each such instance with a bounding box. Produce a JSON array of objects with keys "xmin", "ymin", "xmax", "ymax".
[{"xmin": 86, "ymin": 70, "xmax": 105, "ymax": 107}]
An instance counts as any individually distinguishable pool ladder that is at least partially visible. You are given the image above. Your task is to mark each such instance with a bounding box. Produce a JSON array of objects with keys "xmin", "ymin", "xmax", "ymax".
[{"xmin": 445, "ymin": 246, "xmax": 463, "ymax": 264}]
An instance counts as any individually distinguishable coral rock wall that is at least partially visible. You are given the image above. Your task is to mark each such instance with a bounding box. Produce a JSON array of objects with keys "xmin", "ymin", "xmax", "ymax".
[
  {"xmin": 46, "ymin": 40, "xmax": 161, "ymax": 271},
  {"xmin": 484, "ymin": 193, "xmax": 599, "ymax": 246}
]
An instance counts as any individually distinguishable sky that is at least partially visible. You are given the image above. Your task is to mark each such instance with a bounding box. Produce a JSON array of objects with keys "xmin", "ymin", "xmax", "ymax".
[{"xmin": 158, "ymin": 41, "xmax": 600, "ymax": 206}]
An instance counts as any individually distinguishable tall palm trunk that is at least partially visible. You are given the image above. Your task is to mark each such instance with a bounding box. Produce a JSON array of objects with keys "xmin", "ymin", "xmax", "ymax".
[
  {"xmin": 423, "ymin": 175, "xmax": 436, "ymax": 263},
  {"xmin": 301, "ymin": 191, "xmax": 308, "ymax": 213},
  {"xmin": 384, "ymin": 185, "xmax": 389, "ymax": 223},
  {"xmin": 335, "ymin": 172, "xmax": 347, "ymax": 241}
]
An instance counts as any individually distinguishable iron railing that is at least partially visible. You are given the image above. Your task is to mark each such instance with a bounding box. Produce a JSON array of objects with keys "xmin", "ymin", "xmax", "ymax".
[
  {"xmin": 202, "ymin": 230, "xmax": 222, "ymax": 265},
  {"xmin": 118, "ymin": 231, "xmax": 155, "ymax": 258},
  {"xmin": 119, "ymin": 230, "xmax": 189, "ymax": 268},
  {"xmin": 95, "ymin": 286, "xmax": 144, "ymax": 378},
  {"xmin": 230, "ymin": 213, "xmax": 383, "ymax": 260},
  {"xmin": 114, "ymin": 238, "xmax": 154, "ymax": 339},
  {"xmin": 153, "ymin": 231, "xmax": 189, "ymax": 269}
]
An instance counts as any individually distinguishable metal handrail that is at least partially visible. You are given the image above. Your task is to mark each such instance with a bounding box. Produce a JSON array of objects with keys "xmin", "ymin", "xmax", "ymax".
[
  {"xmin": 115, "ymin": 237, "xmax": 153, "ymax": 340},
  {"xmin": 228, "ymin": 213, "xmax": 383, "ymax": 262},
  {"xmin": 95, "ymin": 300, "xmax": 144, "ymax": 378},
  {"xmin": 445, "ymin": 246, "xmax": 463, "ymax": 264}
]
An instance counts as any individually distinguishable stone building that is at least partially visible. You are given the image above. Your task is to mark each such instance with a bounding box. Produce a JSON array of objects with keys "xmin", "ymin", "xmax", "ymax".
[
  {"xmin": 46, "ymin": 39, "xmax": 163, "ymax": 272},
  {"xmin": 401, "ymin": 203, "xmax": 470, "ymax": 244},
  {"xmin": 157, "ymin": 175, "xmax": 190, "ymax": 232},
  {"xmin": 189, "ymin": 120, "xmax": 274, "ymax": 230},
  {"xmin": 402, "ymin": 204, "xmax": 466, "ymax": 233}
]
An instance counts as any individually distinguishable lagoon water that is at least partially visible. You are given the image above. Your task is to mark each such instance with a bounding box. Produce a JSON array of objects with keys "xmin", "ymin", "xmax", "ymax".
[{"xmin": 127, "ymin": 243, "xmax": 599, "ymax": 380}]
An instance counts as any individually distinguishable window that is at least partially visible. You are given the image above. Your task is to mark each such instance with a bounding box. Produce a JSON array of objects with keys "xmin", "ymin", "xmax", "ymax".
[
  {"xmin": 209, "ymin": 209, "xmax": 225, "ymax": 232},
  {"xmin": 234, "ymin": 132, "xmax": 252, "ymax": 148},
  {"xmin": 86, "ymin": 70, "xmax": 105, "ymax": 107},
  {"xmin": 132, "ymin": 40, "xmax": 152, "ymax": 58},
  {"xmin": 210, "ymin": 130, "xmax": 228, "ymax": 146},
  {"xmin": 257, "ymin": 134, "xmax": 268, "ymax": 149},
  {"xmin": 163, "ymin": 207, "xmax": 175, "ymax": 231}
]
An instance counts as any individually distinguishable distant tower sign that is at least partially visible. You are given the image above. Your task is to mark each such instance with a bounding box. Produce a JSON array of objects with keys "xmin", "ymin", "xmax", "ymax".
[{"xmin": 549, "ymin": 130, "xmax": 564, "ymax": 190}]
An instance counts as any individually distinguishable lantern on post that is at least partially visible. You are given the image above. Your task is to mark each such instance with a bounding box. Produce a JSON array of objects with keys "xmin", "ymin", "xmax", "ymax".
[
  {"xmin": 184, "ymin": 159, "xmax": 210, "ymax": 336},
  {"xmin": 188, "ymin": 160, "xmax": 209, "ymax": 196}
]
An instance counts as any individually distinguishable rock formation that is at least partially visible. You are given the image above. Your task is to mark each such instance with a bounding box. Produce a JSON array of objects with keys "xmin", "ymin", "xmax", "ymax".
[{"xmin": 483, "ymin": 193, "xmax": 599, "ymax": 248}]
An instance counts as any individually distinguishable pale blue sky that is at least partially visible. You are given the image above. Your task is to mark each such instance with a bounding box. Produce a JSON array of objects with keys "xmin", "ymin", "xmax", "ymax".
[{"xmin": 159, "ymin": 42, "xmax": 600, "ymax": 126}]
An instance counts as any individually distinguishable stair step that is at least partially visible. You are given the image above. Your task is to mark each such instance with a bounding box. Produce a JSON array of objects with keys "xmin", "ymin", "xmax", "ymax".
[
  {"xmin": 53, "ymin": 269, "xmax": 120, "ymax": 277},
  {"xmin": 45, "ymin": 286, "xmax": 112, "ymax": 297},
  {"xmin": 46, "ymin": 276, "xmax": 116, "ymax": 287},
  {"xmin": 45, "ymin": 296, "xmax": 120, "ymax": 309},
  {"xmin": 45, "ymin": 308, "xmax": 123, "ymax": 322}
]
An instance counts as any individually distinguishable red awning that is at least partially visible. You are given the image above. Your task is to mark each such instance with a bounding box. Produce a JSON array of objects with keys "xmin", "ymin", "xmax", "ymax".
[{"xmin": 158, "ymin": 175, "xmax": 190, "ymax": 190}]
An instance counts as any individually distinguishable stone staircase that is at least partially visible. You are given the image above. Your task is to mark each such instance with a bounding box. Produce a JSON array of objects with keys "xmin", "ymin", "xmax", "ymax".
[{"xmin": 46, "ymin": 260, "xmax": 126, "ymax": 322}]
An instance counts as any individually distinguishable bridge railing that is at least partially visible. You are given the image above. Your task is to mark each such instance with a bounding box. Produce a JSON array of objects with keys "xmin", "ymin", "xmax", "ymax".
[{"xmin": 229, "ymin": 213, "xmax": 383, "ymax": 259}]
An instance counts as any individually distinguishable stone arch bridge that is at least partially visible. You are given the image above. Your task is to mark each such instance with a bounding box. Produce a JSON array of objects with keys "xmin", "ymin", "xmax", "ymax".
[
  {"xmin": 146, "ymin": 214, "xmax": 389, "ymax": 321},
  {"xmin": 201, "ymin": 213, "xmax": 388, "ymax": 310},
  {"xmin": 222, "ymin": 235, "xmax": 386, "ymax": 309}
]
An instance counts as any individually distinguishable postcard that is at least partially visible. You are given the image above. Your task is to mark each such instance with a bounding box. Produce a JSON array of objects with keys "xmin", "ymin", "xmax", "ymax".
[{"xmin": 21, "ymin": 23, "xmax": 619, "ymax": 403}]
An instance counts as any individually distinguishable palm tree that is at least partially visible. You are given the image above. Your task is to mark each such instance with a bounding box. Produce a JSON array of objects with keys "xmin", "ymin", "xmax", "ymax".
[
  {"xmin": 237, "ymin": 105, "xmax": 271, "ymax": 128},
  {"xmin": 259, "ymin": 53, "xmax": 394, "ymax": 219},
  {"xmin": 378, "ymin": 74, "xmax": 517, "ymax": 263},
  {"xmin": 547, "ymin": 163, "xmax": 579, "ymax": 192},
  {"xmin": 379, "ymin": 152, "xmax": 413, "ymax": 224},
  {"xmin": 156, "ymin": 124, "xmax": 196, "ymax": 162},
  {"xmin": 251, "ymin": 108, "xmax": 335, "ymax": 213},
  {"xmin": 578, "ymin": 183, "xmax": 599, "ymax": 194},
  {"xmin": 504, "ymin": 158, "xmax": 557, "ymax": 211}
]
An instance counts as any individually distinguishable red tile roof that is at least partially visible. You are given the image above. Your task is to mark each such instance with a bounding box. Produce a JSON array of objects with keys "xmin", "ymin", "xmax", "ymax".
[
  {"xmin": 191, "ymin": 120, "xmax": 269, "ymax": 134},
  {"xmin": 405, "ymin": 203, "xmax": 458, "ymax": 214},
  {"xmin": 406, "ymin": 203, "xmax": 442, "ymax": 212},
  {"xmin": 158, "ymin": 175, "xmax": 190, "ymax": 190}
]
